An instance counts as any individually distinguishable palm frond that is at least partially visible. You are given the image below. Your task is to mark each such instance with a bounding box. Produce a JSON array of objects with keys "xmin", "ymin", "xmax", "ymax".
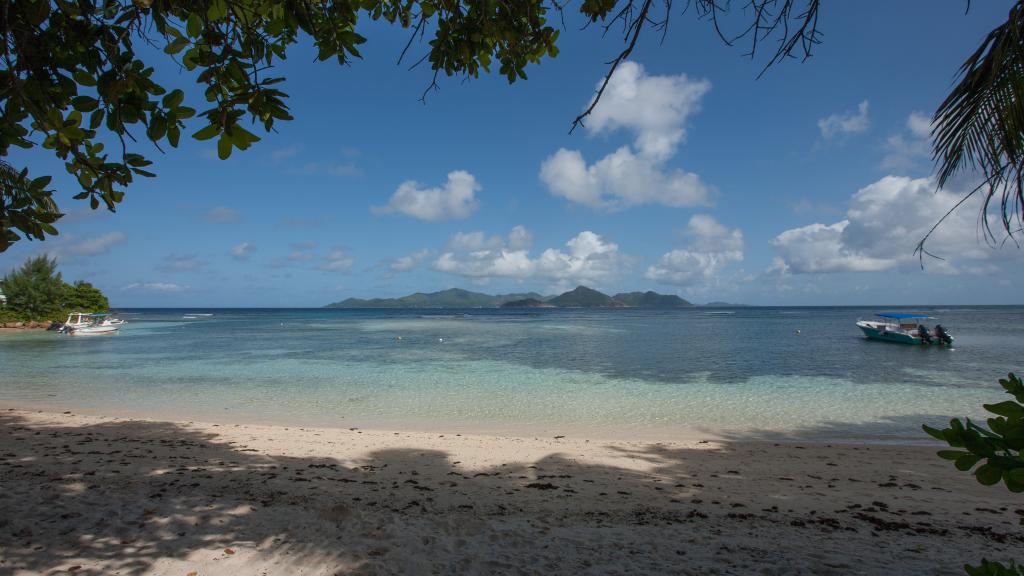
[{"xmin": 932, "ymin": 1, "xmax": 1024, "ymax": 244}]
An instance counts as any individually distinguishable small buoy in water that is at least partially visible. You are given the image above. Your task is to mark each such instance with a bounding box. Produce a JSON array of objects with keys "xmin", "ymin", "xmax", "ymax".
[
  {"xmin": 396, "ymin": 336, "xmax": 402, "ymax": 341},
  {"xmin": 795, "ymin": 329, "xmax": 801, "ymax": 335}
]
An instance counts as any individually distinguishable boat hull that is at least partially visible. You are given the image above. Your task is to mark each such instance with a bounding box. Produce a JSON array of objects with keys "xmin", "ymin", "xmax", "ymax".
[
  {"xmin": 858, "ymin": 324, "xmax": 919, "ymax": 344},
  {"xmin": 67, "ymin": 325, "xmax": 120, "ymax": 336}
]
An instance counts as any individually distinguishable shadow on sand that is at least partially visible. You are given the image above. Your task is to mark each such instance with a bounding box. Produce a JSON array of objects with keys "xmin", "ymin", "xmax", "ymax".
[{"xmin": 1, "ymin": 410, "xmax": 1022, "ymax": 575}]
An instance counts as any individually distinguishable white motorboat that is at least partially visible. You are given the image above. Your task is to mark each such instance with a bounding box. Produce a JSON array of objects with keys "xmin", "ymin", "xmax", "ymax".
[
  {"xmin": 856, "ymin": 313, "xmax": 954, "ymax": 346},
  {"xmin": 61, "ymin": 312, "xmax": 124, "ymax": 336}
]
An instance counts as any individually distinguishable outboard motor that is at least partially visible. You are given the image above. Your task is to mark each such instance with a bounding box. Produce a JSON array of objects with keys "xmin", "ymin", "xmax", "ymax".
[
  {"xmin": 935, "ymin": 324, "xmax": 953, "ymax": 345},
  {"xmin": 917, "ymin": 325, "xmax": 932, "ymax": 344}
]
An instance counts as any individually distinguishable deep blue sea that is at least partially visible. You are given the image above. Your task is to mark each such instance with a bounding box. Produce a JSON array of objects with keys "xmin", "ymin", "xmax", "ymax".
[{"xmin": 1, "ymin": 306, "xmax": 1021, "ymax": 442}]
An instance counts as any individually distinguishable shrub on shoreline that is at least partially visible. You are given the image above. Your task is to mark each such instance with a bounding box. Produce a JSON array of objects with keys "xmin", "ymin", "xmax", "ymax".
[{"xmin": 0, "ymin": 255, "xmax": 109, "ymax": 323}]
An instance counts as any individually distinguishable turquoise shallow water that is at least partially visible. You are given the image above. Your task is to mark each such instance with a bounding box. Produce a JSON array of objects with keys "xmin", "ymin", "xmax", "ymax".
[{"xmin": 1, "ymin": 306, "xmax": 1021, "ymax": 441}]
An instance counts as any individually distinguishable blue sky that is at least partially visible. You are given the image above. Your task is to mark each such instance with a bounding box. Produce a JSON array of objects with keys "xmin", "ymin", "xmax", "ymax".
[{"xmin": 2, "ymin": 0, "xmax": 1022, "ymax": 306}]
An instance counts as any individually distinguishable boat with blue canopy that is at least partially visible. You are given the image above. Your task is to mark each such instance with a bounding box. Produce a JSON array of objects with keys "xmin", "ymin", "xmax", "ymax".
[{"xmin": 856, "ymin": 313, "xmax": 954, "ymax": 345}]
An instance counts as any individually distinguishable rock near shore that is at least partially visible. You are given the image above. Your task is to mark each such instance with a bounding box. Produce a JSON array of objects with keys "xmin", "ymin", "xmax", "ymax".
[{"xmin": 1, "ymin": 321, "xmax": 54, "ymax": 329}]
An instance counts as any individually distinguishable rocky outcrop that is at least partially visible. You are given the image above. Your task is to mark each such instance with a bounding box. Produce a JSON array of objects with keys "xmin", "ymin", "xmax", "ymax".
[{"xmin": 0, "ymin": 320, "xmax": 57, "ymax": 330}]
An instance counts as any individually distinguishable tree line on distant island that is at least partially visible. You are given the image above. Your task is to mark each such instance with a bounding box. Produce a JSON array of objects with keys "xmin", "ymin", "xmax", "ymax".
[
  {"xmin": 326, "ymin": 286, "xmax": 742, "ymax": 309},
  {"xmin": 0, "ymin": 255, "xmax": 109, "ymax": 324}
]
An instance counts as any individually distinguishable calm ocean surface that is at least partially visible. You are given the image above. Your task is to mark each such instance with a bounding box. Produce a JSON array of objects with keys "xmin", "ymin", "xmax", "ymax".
[{"xmin": 1, "ymin": 306, "xmax": 1021, "ymax": 442}]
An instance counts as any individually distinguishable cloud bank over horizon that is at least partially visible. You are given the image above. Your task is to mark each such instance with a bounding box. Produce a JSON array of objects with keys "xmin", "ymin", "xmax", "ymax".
[
  {"xmin": 647, "ymin": 215, "xmax": 744, "ymax": 287},
  {"xmin": 769, "ymin": 175, "xmax": 1010, "ymax": 277},
  {"xmin": 430, "ymin": 226, "xmax": 625, "ymax": 288}
]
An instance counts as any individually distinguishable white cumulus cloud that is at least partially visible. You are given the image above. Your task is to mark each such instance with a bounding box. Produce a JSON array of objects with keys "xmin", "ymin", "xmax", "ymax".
[
  {"xmin": 373, "ymin": 170, "xmax": 480, "ymax": 221},
  {"xmin": 585, "ymin": 61, "xmax": 711, "ymax": 162},
  {"xmin": 818, "ymin": 100, "xmax": 870, "ymax": 139},
  {"xmin": 881, "ymin": 111, "xmax": 932, "ymax": 170},
  {"xmin": 539, "ymin": 61, "xmax": 714, "ymax": 210},
  {"xmin": 646, "ymin": 215, "xmax": 744, "ymax": 286},
  {"xmin": 540, "ymin": 147, "xmax": 713, "ymax": 209},
  {"xmin": 432, "ymin": 227, "xmax": 622, "ymax": 284},
  {"xmin": 770, "ymin": 175, "xmax": 1007, "ymax": 275},
  {"xmin": 770, "ymin": 220, "xmax": 894, "ymax": 274},
  {"xmin": 906, "ymin": 111, "xmax": 932, "ymax": 138}
]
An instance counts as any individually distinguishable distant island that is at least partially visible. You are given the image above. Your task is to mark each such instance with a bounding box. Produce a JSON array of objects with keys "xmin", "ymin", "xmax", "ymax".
[
  {"xmin": 327, "ymin": 288, "xmax": 543, "ymax": 309},
  {"xmin": 326, "ymin": 286, "xmax": 693, "ymax": 309}
]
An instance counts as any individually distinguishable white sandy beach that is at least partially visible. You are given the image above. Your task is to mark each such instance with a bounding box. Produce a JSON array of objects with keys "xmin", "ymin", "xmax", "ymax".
[{"xmin": 0, "ymin": 407, "xmax": 1021, "ymax": 575}]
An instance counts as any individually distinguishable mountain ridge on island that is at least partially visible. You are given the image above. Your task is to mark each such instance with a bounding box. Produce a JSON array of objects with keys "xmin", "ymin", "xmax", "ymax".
[
  {"xmin": 612, "ymin": 291, "xmax": 692, "ymax": 308},
  {"xmin": 500, "ymin": 297, "xmax": 556, "ymax": 308},
  {"xmin": 326, "ymin": 286, "xmax": 692, "ymax": 309},
  {"xmin": 505, "ymin": 287, "xmax": 693, "ymax": 308},
  {"xmin": 547, "ymin": 286, "xmax": 629, "ymax": 308},
  {"xmin": 326, "ymin": 288, "xmax": 542, "ymax": 309}
]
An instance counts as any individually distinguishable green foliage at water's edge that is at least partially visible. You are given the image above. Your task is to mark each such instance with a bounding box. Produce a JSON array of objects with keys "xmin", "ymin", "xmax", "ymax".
[{"xmin": 0, "ymin": 255, "xmax": 109, "ymax": 322}]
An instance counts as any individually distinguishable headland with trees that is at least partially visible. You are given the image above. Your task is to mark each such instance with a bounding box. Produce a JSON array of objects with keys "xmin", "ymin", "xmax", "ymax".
[{"xmin": 0, "ymin": 255, "xmax": 109, "ymax": 329}]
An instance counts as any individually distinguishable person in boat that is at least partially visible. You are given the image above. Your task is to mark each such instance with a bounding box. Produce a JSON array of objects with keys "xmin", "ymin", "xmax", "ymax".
[
  {"xmin": 917, "ymin": 324, "xmax": 932, "ymax": 344},
  {"xmin": 934, "ymin": 324, "xmax": 952, "ymax": 345}
]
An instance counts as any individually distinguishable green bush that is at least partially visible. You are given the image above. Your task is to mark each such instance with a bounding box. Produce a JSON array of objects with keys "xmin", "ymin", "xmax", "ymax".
[
  {"xmin": 0, "ymin": 255, "xmax": 65, "ymax": 320},
  {"xmin": 63, "ymin": 281, "xmax": 109, "ymax": 313},
  {"xmin": 924, "ymin": 373, "xmax": 1024, "ymax": 492},
  {"xmin": 0, "ymin": 309, "xmax": 29, "ymax": 323},
  {"xmin": 0, "ymin": 255, "xmax": 110, "ymax": 322},
  {"xmin": 965, "ymin": 559, "xmax": 1024, "ymax": 576},
  {"xmin": 924, "ymin": 373, "xmax": 1024, "ymax": 573}
]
